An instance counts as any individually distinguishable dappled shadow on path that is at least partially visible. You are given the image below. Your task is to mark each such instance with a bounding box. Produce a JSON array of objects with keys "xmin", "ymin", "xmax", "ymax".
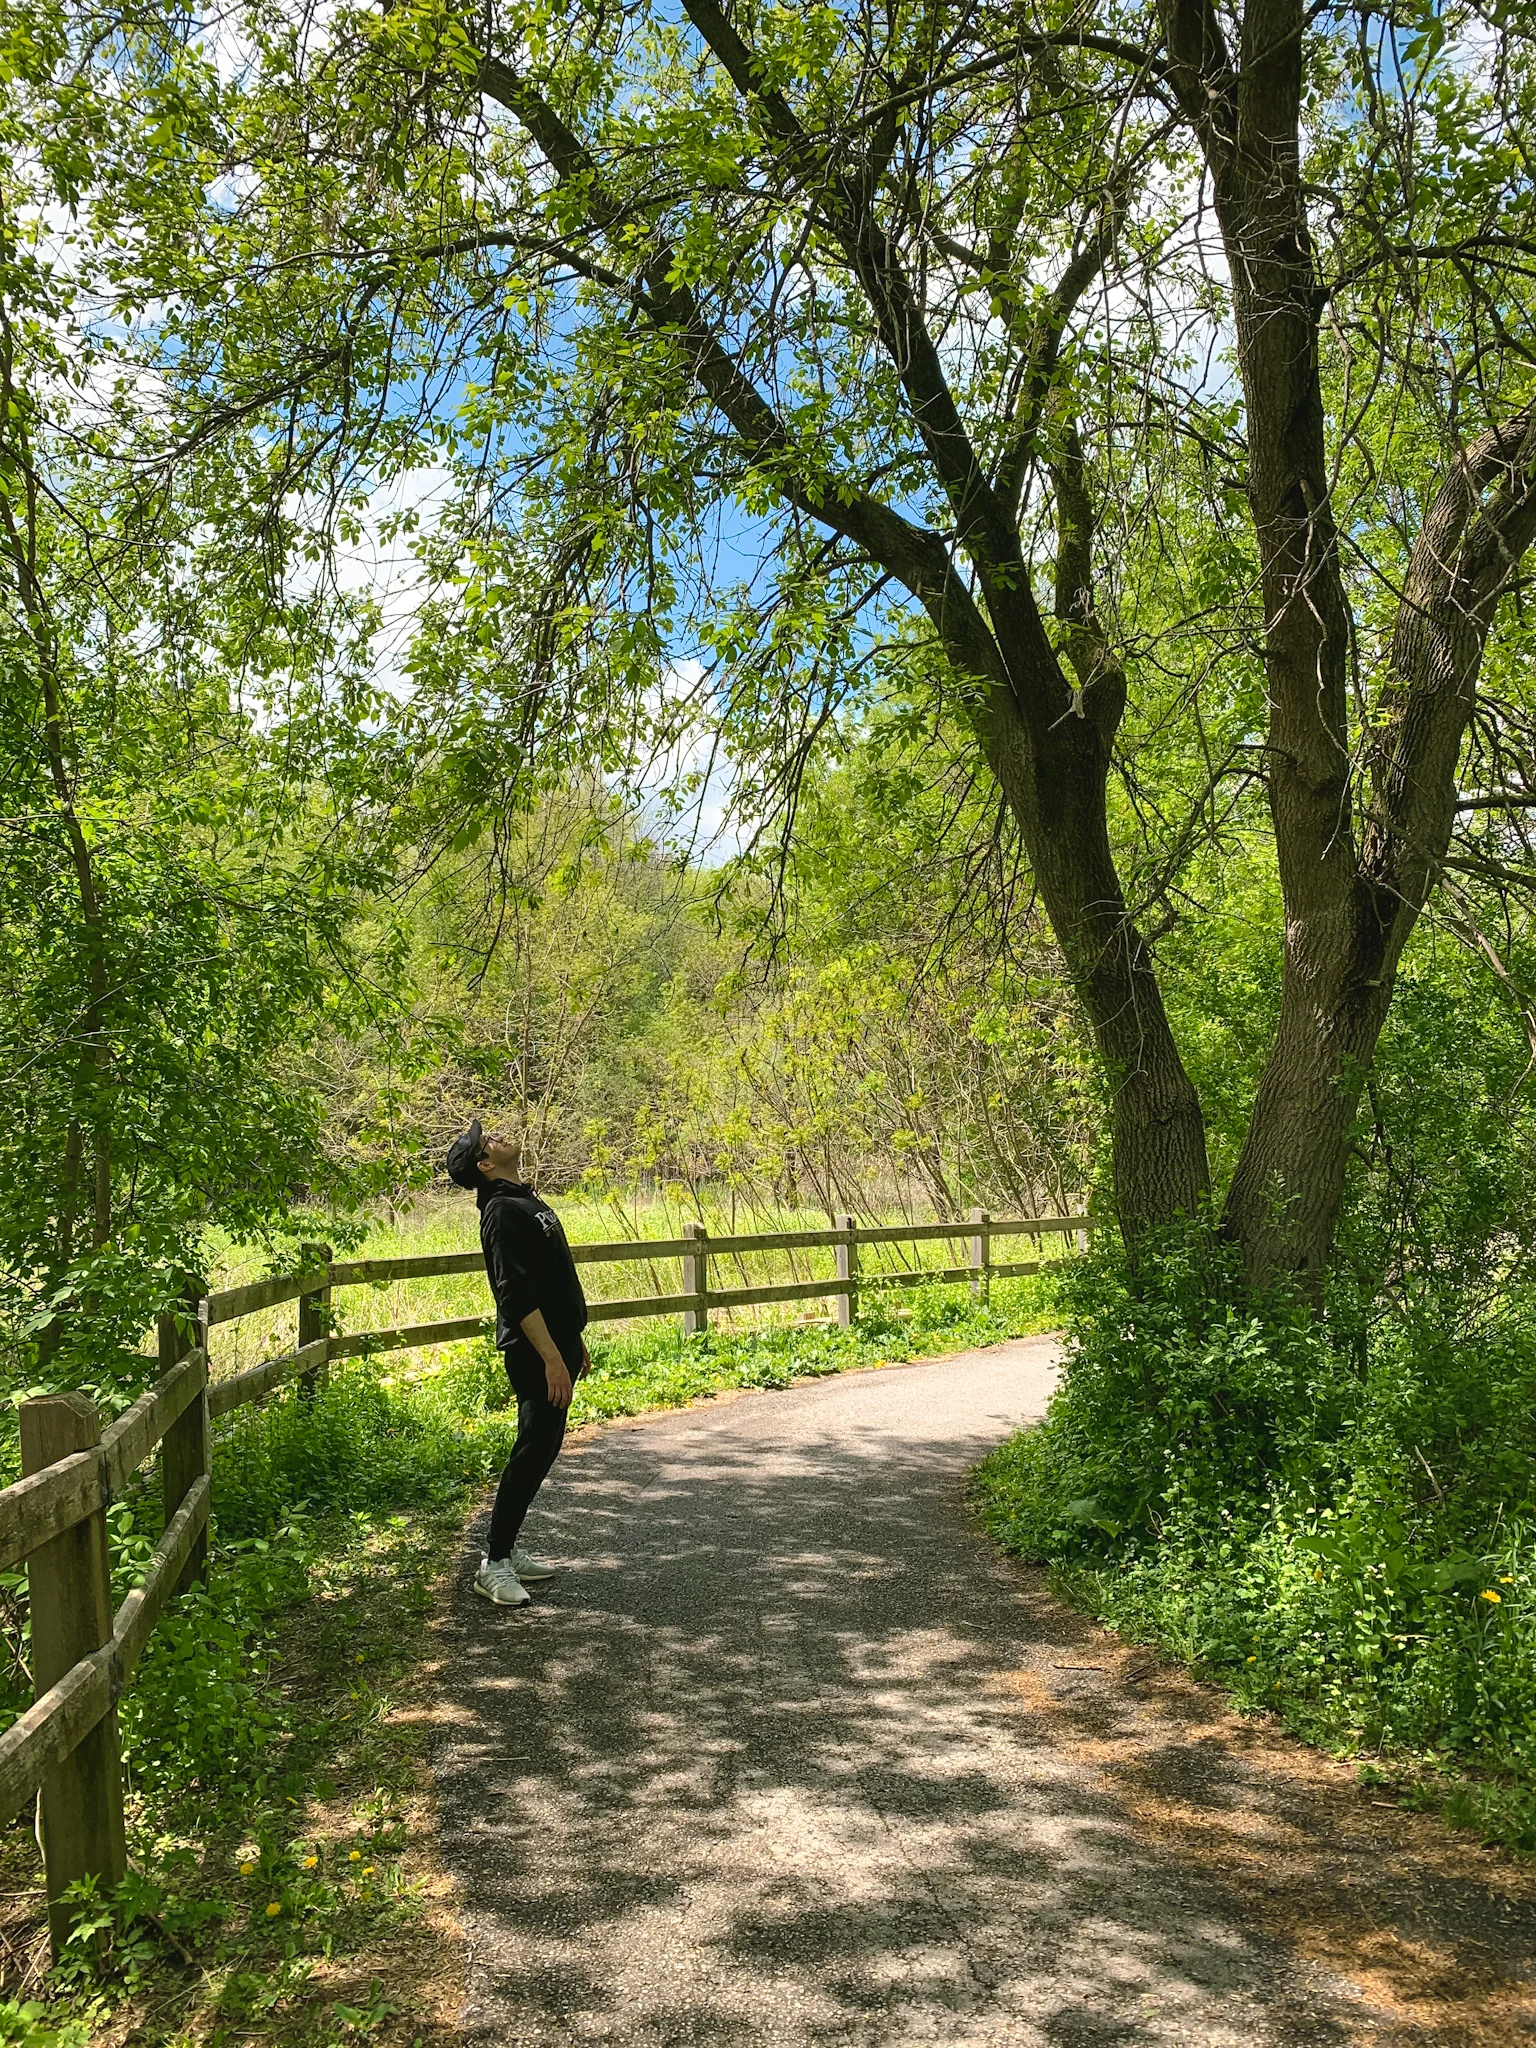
[
  {"xmin": 432, "ymin": 1353, "xmax": 1536, "ymax": 2047},
  {"xmin": 994, "ymin": 1583, "xmax": 1536, "ymax": 2048}
]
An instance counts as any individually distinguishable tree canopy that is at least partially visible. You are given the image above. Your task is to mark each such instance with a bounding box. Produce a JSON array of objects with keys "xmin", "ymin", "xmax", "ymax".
[
  {"xmin": 8, "ymin": 0, "xmax": 1536, "ymax": 1367},
  {"xmin": 125, "ymin": 0, "xmax": 1536, "ymax": 1289}
]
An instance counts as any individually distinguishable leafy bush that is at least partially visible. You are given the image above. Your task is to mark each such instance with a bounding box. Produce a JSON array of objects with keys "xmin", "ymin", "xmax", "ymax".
[
  {"xmin": 974, "ymin": 1227, "xmax": 1536, "ymax": 1845},
  {"xmin": 0, "ymin": 2000, "xmax": 94, "ymax": 2048},
  {"xmin": 116, "ymin": 1530, "xmax": 309, "ymax": 1809},
  {"xmin": 976, "ymin": 1230, "xmax": 1352, "ymax": 1551},
  {"xmin": 212, "ymin": 1361, "xmax": 518, "ymax": 1541}
]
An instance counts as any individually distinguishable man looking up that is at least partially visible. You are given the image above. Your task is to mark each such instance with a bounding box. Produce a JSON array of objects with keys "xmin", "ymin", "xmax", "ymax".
[{"xmin": 446, "ymin": 1120, "xmax": 590, "ymax": 1607}]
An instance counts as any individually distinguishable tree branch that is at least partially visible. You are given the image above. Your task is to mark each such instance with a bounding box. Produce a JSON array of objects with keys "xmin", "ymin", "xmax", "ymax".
[
  {"xmin": 1367, "ymin": 406, "xmax": 1536, "ymax": 899},
  {"xmin": 675, "ymin": 0, "xmax": 1021, "ymax": 572},
  {"xmin": 1156, "ymin": 0, "xmax": 1237, "ymax": 168},
  {"xmin": 1048, "ymin": 420, "xmax": 1128, "ymax": 748},
  {"xmin": 841, "ymin": 28, "xmax": 1170, "ymax": 138},
  {"xmin": 994, "ymin": 205, "xmax": 1121, "ymax": 515},
  {"xmin": 1457, "ymin": 790, "xmax": 1536, "ymax": 811},
  {"xmin": 472, "ymin": 49, "xmax": 1007, "ymax": 685}
]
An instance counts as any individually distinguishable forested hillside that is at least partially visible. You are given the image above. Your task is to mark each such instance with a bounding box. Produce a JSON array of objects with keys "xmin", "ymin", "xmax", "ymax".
[{"xmin": 319, "ymin": 760, "xmax": 1095, "ymax": 1222}]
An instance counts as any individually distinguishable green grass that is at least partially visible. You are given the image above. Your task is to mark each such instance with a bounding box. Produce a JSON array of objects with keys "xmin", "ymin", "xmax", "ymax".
[
  {"xmin": 572, "ymin": 1268, "xmax": 1062, "ymax": 1415},
  {"xmin": 202, "ymin": 1193, "xmax": 1076, "ymax": 1382}
]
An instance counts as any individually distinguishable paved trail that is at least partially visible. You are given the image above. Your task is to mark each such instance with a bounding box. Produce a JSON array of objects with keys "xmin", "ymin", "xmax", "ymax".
[{"xmin": 435, "ymin": 1340, "xmax": 1536, "ymax": 2046}]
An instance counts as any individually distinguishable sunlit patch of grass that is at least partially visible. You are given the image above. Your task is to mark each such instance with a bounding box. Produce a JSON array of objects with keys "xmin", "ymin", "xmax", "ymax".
[{"xmin": 206, "ymin": 1192, "xmax": 1080, "ymax": 1387}]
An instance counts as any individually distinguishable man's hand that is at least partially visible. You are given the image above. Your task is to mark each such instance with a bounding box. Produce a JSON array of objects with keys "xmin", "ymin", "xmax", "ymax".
[
  {"xmin": 520, "ymin": 1308, "xmax": 574, "ymax": 1409},
  {"xmin": 545, "ymin": 1357, "xmax": 574, "ymax": 1409},
  {"xmin": 579, "ymin": 1339, "xmax": 592, "ymax": 1379}
]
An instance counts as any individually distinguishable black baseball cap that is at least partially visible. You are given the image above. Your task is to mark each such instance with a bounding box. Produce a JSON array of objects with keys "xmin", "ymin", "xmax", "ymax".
[{"xmin": 446, "ymin": 1118, "xmax": 485, "ymax": 1190}]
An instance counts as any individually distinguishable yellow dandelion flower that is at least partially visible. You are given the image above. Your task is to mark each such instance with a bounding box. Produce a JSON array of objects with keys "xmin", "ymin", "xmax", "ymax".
[
  {"xmin": 1482, "ymin": 1589, "xmax": 1503, "ymax": 1604},
  {"xmin": 349, "ymin": 1849, "xmax": 361, "ymax": 1862},
  {"xmin": 1500, "ymin": 1575, "xmax": 1515, "ymax": 1584},
  {"xmin": 239, "ymin": 1860, "xmax": 256, "ymax": 1876},
  {"xmin": 302, "ymin": 1855, "xmax": 318, "ymax": 1869},
  {"xmin": 1246, "ymin": 1656, "xmax": 1257, "ymax": 1664},
  {"xmin": 363, "ymin": 1865, "xmax": 375, "ymax": 1876},
  {"xmin": 265, "ymin": 1901, "xmax": 281, "ymax": 1918},
  {"xmin": 355, "ymin": 1652, "xmax": 365, "ymax": 1663}
]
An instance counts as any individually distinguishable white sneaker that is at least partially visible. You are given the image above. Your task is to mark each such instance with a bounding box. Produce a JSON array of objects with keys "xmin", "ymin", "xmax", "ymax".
[
  {"xmin": 511, "ymin": 1545, "xmax": 558, "ymax": 1582},
  {"xmin": 474, "ymin": 1558, "xmax": 531, "ymax": 1607}
]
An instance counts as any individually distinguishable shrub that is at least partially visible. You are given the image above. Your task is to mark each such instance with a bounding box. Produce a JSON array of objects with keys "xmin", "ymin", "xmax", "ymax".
[
  {"xmin": 974, "ymin": 1225, "xmax": 1536, "ymax": 1843},
  {"xmin": 212, "ymin": 1359, "xmax": 518, "ymax": 1540}
]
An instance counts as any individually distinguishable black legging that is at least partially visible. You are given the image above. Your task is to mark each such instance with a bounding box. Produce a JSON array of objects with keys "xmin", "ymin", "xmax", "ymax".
[{"xmin": 485, "ymin": 1344, "xmax": 570, "ymax": 1561}]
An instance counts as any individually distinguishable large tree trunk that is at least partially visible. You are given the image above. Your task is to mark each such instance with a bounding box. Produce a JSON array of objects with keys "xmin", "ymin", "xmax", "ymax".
[
  {"xmin": 1013, "ymin": 729, "xmax": 1211, "ymax": 1241},
  {"xmin": 1226, "ymin": 405, "xmax": 1536, "ymax": 1284},
  {"xmin": 1222, "ymin": 902, "xmax": 1400, "ymax": 1287},
  {"xmin": 976, "ymin": 618, "xmax": 1210, "ymax": 1241},
  {"xmin": 1207, "ymin": 115, "xmax": 1370, "ymax": 1287},
  {"xmin": 1185, "ymin": 0, "xmax": 1361, "ymax": 1289}
]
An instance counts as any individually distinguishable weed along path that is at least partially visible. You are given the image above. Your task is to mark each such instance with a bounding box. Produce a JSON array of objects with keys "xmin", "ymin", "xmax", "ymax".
[{"xmin": 432, "ymin": 1340, "xmax": 1536, "ymax": 2046}]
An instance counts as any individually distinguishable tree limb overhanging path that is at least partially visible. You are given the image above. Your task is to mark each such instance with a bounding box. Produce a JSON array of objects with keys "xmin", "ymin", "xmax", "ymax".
[{"xmin": 434, "ymin": 1344, "xmax": 1536, "ymax": 2044}]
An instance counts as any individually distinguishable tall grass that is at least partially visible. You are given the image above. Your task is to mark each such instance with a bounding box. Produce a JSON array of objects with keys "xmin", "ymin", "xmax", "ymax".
[{"xmin": 203, "ymin": 1193, "xmax": 1081, "ymax": 1387}]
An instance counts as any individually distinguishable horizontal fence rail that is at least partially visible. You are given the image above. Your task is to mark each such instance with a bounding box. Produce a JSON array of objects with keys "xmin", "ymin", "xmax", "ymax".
[
  {"xmin": 0, "ymin": 1206, "xmax": 1090, "ymax": 1953},
  {"xmin": 284, "ymin": 1212, "xmax": 1093, "ymax": 1357}
]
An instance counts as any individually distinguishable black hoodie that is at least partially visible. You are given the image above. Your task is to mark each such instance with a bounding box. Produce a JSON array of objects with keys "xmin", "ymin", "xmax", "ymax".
[{"xmin": 477, "ymin": 1179, "xmax": 589, "ymax": 1362}]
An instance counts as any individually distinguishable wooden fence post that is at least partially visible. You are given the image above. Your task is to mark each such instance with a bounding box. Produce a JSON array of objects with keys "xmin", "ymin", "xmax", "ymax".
[
  {"xmin": 298, "ymin": 1244, "xmax": 333, "ymax": 1397},
  {"xmin": 834, "ymin": 1214, "xmax": 858, "ymax": 1328},
  {"xmin": 969, "ymin": 1209, "xmax": 991, "ymax": 1302},
  {"xmin": 158, "ymin": 1276, "xmax": 209, "ymax": 1594},
  {"xmin": 20, "ymin": 1395, "xmax": 126, "ymax": 1959},
  {"xmin": 682, "ymin": 1222, "xmax": 709, "ymax": 1336}
]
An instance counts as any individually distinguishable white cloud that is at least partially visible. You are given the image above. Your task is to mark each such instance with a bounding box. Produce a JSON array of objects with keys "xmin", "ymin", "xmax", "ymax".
[
  {"xmin": 634, "ymin": 658, "xmax": 747, "ymax": 862},
  {"xmin": 314, "ymin": 460, "xmax": 457, "ymax": 699}
]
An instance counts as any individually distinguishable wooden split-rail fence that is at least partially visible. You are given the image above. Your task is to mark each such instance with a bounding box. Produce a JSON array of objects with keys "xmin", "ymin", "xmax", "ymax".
[{"xmin": 0, "ymin": 1207, "xmax": 1089, "ymax": 1953}]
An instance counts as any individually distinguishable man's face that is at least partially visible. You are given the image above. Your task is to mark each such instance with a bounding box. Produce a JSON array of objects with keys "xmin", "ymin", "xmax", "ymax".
[{"xmin": 476, "ymin": 1131, "xmax": 524, "ymax": 1180}]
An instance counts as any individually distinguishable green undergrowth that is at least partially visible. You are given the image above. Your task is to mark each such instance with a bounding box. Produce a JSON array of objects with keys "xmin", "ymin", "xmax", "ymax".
[
  {"xmin": 2, "ymin": 1271, "xmax": 1061, "ymax": 2044},
  {"xmin": 972, "ymin": 1229, "xmax": 1536, "ymax": 1854}
]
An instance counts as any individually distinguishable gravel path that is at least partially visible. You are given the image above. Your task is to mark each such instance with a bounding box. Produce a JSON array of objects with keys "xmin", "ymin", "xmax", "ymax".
[{"xmin": 434, "ymin": 1339, "xmax": 1536, "ymax": 2046}]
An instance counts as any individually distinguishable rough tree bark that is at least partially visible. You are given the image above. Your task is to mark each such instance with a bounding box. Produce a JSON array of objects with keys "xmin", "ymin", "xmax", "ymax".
[{"xmin": 1161, "ymin": 0, "xmax": 1536, "ymax": 1286}]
